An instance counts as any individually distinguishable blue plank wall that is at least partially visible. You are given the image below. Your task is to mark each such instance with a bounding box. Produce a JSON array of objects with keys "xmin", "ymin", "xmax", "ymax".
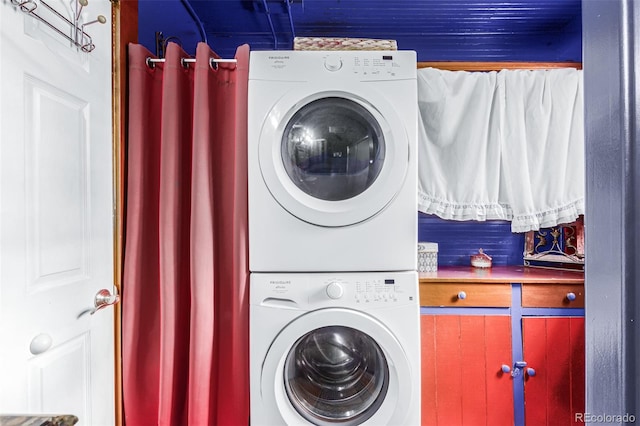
[{"xmin": 418, "ymin": 213, "xmax": 525, "ymax": 266}]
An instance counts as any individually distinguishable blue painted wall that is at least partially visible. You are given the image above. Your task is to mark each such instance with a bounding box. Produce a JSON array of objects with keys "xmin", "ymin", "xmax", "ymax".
[
  {"xmin": 137, "ymin": 1, "xmax": 583, "ymax": 62},
  {"xmin": 138, "ymin": 0, "xmax": 204, "ymax": 57},
  {"xmin": 418, "ymin": 213, "xmax": 525, "ymax": 267}
]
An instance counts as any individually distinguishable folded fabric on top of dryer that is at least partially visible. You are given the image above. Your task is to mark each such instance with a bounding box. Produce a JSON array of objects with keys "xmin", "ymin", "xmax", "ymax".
[{"xmin": 293, "ymin": 36, "xmax": 398, "ymax": 51}]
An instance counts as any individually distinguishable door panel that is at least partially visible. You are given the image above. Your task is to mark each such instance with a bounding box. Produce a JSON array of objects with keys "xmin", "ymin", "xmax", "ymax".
[
  {"xmin": 25, "ymin": 75, "xmax": 90, "ymax": 289},
  {"xmin": 0, "ymin": 1, "xmax": 115, "ymax": 423},
  {"xmin": 421, "ymin": 315, "xmax": 514, "ymax": 426},
  {"xmin": 28, "ymin": 334, "xmax": 91, "ymax": 421},
  {"xmin": 522, "ymin": 317, "xmax": 585, "ymax": 426}
]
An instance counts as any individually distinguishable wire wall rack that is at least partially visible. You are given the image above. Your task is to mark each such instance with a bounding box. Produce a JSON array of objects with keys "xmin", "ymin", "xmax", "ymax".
[{"xmin": 10, "ymin": 0, "xmax": 106, "ymax": 52}]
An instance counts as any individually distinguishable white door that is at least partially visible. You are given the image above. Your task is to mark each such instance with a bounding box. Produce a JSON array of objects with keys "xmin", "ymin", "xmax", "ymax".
[{"xmin": 0, "ymin": 0, "xmax": 115, "ymax": 424}]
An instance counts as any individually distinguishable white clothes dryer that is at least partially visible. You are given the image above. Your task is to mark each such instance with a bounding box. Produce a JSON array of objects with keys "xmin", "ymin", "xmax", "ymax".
[
  {"xmin": 249, "ymin": 271, "xmax": 421, "ymax": 426},
  {"xmin": 248, "ymin": 50, "xmax": 418, "ymax": 272}
]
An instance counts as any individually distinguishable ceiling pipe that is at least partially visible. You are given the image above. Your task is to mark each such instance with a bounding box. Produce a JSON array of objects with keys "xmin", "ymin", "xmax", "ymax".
[
  {"xmin": 261, "ymin": 0, "xmax": 278, "ymax": 49},
  {"xmin": 284, "ymin": 0, "xmax": 296, "ymax": 42},
  {"xmin": 181, "ymin": 0, "xmax": 208, "ymax": 44}
]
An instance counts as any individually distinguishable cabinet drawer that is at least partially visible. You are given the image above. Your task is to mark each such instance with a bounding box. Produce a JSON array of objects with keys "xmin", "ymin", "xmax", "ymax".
[
  {"xmin": 521, "ymin": 284, "xmax": 585, "ymax": 308},
  {"xmin": 420, "ymin": 282, "xmax": 511, "ymax": 307}
]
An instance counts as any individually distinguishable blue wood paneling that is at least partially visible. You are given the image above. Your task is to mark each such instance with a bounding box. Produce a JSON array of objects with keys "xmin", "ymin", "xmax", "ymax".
[
  {"xmin": 418, "ymin": 213, "xmax": 525, "ymax": 267},
  {"xmin": 137, "ymin": 0, "xmax": 582, "ymax": 62}
]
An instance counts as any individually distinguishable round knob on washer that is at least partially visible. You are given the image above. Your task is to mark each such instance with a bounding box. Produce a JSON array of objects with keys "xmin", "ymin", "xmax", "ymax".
[
  {"xmin": 326, "ymin": 282, "xmax": 344, "ymax": 299},
  {"xmin": 324, "ymin": 55, "xmax": 343, "ymax": 71}
]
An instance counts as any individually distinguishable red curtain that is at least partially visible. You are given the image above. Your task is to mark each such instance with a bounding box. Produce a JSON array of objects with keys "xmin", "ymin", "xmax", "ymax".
[{"xmin": 122, "ymin": 42, "xmax": 250, "ymax": 426}]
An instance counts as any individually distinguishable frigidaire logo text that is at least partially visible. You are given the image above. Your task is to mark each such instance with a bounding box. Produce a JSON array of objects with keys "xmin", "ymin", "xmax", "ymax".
[
  {"xmin": 268, "ymin": 56, "xmax": 290, "ymax": 60},
  {"xmin": 269, "ymin": 280, "xmax": 291, "ymax": 285}
]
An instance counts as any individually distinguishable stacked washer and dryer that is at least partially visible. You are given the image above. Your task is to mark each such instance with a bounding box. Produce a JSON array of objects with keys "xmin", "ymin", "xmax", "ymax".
[{"xmin": 248, "ymin": 50, "xmax": 421, "ymax": 425}]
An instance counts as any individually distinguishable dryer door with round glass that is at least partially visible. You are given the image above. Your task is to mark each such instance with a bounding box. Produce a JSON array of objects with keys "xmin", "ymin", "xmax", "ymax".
[
  {"xmin": 258, "ymin": 88, "xmax": 410, "ymax": 227},
  {"xmin": 260, "ymin": 309, "xmax": 414, "ymax": 425}
]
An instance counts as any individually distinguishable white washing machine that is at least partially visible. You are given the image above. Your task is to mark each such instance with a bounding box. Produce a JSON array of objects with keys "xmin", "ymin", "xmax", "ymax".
[
  {"xmin": 248, "ymin": 50, "xmax": 418, "ymax": 272},
  {"xmin": 249, "ymin": 271, "xmax": 421, "ymax": 425}
]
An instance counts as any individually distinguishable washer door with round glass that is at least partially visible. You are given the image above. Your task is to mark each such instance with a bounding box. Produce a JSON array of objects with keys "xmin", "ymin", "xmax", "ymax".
[
  {"xmin": 258, "ymin": 87, "xmax": 410, "ymax": 227},
  {"xmin": 261, "ymin": 309, "xmax": 414, "ymax": 425}
]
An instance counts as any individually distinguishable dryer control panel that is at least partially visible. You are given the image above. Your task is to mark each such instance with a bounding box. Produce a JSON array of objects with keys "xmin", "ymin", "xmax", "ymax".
[{"xmin": 248, "ymin": 50, "xmax": 417, "ymax": 82}]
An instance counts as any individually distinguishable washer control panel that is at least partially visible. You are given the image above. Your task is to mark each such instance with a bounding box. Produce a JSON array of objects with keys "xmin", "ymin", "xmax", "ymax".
[
  {"xmin": 354, "ymin": 278, "xmax": 400, "ymax": 303},
  {"xmin": 251, "ymin": 271, "xmax": 418, "ymax": 309},
  {"xmin": 320, "ymin": 276, "xmax": 413, "ymax": 306}
]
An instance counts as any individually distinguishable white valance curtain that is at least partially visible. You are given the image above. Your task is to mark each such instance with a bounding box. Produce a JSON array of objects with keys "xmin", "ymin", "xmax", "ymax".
[{"xmin": 417, "ymin": 67, "xmax": 584, "ymax": 232}]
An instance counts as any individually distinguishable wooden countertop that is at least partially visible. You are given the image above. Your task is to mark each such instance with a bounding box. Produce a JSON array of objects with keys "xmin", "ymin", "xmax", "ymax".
[{"xmin": 419, "ymin": 265, "xmax": 584, "ymax": 284}]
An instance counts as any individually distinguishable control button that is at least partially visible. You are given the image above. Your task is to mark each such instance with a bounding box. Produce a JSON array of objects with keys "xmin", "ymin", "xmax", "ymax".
[
  {"xmin": 326, "ymin": 282, "xmax": 344, "ymax": 299},
  {"xmin": 324, "ymin": 55, "xmax": 343, "ymax": 71}
]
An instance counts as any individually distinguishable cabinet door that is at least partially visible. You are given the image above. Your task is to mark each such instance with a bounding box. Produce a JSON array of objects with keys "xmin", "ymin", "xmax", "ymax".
[
  {"xmin": 522, "ymin": 317, "xmax": 585, "ymax": 425},
  {"xmin": 421, "ymin": 315, "xmax": 514, "ymax": 426}
]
